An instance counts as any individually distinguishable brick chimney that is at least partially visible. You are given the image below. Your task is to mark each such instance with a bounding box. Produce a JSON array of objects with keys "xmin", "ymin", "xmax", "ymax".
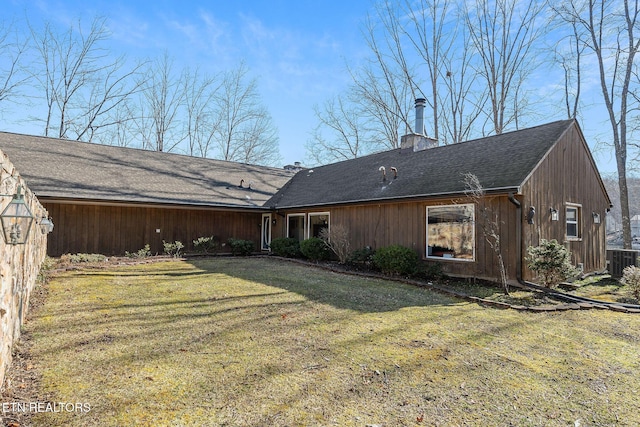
[{"xmin": 400, "ymin": 98, "xmax": 438, "ymax": 151}]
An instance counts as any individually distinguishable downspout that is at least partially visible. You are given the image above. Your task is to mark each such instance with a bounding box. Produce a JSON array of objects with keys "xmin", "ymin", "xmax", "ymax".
[{"xmin": 508, "ymin": 193, "xmax": 524, "ymax": 284}]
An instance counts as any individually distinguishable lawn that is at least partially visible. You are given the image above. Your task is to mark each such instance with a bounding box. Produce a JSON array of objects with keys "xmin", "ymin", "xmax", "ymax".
[{"xmin": 5, "ymin": 257, "xmax": 640, "ymax": 426}]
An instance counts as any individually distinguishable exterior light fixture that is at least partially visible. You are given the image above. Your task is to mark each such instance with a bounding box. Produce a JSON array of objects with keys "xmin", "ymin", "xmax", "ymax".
[
  {"xmin": 592, "ymin": 212, "xmax": 601, "ymax": 224},
  {"xmin": 549, "ymin": 207, "xmax": 559, "ymax": 221},
  {"xmin": 0, "ymin": 186, "xmax": 35, "ymax": 245},
  {"xmin": 526, "ymin": 206, "xmax": 535, "ymax": 224},
  {"xmin": 40, "ymin": 216, "xmax": 54, "ymax": 234}
]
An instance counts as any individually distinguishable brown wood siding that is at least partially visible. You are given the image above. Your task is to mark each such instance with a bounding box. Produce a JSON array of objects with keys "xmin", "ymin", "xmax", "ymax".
[
  {"xmin": 42, "ymin": 202, "xmax": 263, "ymax": 256},
  {"xmin": 520, "ymin": 124, "xmax": 610, "ymax": 280},
  {"xmin": 276, "ymin": 195, "xmax": 520, "ymax": 282}
]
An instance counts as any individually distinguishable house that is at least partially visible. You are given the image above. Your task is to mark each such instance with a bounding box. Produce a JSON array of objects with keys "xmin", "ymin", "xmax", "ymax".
[
  {"xmin": 0, "ymin": 114, "xmax": 611, "ymax": 284},
  {"xmin": 265, "ymin": 117, "xmax": 611, "ymax": 284},
  {"xmin": 0, "ymin": 132, "xmax": 294, "ymax": 256}
]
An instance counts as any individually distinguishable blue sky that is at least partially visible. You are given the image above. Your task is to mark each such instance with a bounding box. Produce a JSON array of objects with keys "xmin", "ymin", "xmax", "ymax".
[{"xmin": 3, "ymin": 0, "xmax": 622, "ymax": 175}]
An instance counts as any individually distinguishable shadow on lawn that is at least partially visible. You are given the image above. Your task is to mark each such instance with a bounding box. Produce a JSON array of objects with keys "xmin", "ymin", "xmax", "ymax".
[{"xmin": 186, "ymin": 257, "xmax": 460, "ymax": 313}]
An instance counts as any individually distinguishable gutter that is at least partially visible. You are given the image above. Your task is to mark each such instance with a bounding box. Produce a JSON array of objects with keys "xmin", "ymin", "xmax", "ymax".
[
  {"xmin": 37, "ymin": 197, "xmax": 269, "ymax": 212},
  {"xmin": 508, "ymin": 193, "xmax": 524, "ymax": 284}
]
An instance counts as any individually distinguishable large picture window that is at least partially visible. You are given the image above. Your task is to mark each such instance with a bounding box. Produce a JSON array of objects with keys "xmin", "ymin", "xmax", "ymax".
[{"xmin": 426, "ymin": 204, "xmax": 474, "ymax": 261}]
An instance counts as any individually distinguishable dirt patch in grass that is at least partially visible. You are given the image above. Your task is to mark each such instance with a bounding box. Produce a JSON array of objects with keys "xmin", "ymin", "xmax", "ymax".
[{"xmin": 3, "ymin": 257, "xmax": 640, "ymax": 426}]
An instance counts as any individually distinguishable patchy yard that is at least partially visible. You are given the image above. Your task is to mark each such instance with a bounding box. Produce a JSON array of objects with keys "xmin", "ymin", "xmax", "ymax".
[{"xmin": 3, "ymin": 257, "xmax": 640, "ymax": 426}]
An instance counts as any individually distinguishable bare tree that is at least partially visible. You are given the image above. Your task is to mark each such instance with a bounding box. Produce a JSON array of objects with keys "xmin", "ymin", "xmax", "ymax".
[
  {"xmin": 0, "ymin": 19, "xmax": 30, "ymax": 112},
  {"xmin": 347, "ymin": 62, "xmax": 411, "ymax": 150},
  {"xmin": 236, "ymin": 107, "xmax": 281, "ymax": 165},
  {"xmin": 29, "ymin": 16, "xmax": 143, "ymax": 141},
  {"xmin": 553, "ymin": 0, "xmax": 639, "ymax": 249},
  {"xmin": 400, "ymin": 0, "xmax": 456, "ymax": 142},
  {"xmin": 355, "ymin": 6, "xmax": 415, "ymax": 145},
  {"xmin": 138, "ymin": 52, "xmax": 186, "ymax": 152},
  {"xmin": 320, "ymin": 224, "xmax": 351, "ymax": 264},
  {"xmin": 99, "ymin": 99, "xmax": 137, "ymax": 147},
  {"xmin": 464, "ymin": 0, "xmax": 547, "ymax": 135},
  {"xmin": 463, "ymin": 172, "xmax": 508, "ymax": 294},
  {"xmin": 554, "ymin": 19, "xmax": 585, "ymax": 120},
  {"xmin": 182, "ymin": 67, "xmax": 222, "ymax": 157},
  {"xmin": 306, "ymin": 96, "xmax": 370, "ymax": 165},
  {"xmin": 214, "ymin": 62, "xmax": 281, "ymax": 165},
  {"xmin": 306, "ymin": 5, "xmax": 417, "ymax": 165},
  {"xmin": 440, "ymin": 12, "xmax": 487, "ymax": 144},
  {"xmin": 309, "ymin": 0, "xmax": 487, "ymax": 162}
]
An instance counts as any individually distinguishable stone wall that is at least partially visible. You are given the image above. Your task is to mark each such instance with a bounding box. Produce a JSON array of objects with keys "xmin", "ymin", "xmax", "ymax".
[{"xmin": 0, "ymin": 149, "xmax": 49, "ymax": 388}]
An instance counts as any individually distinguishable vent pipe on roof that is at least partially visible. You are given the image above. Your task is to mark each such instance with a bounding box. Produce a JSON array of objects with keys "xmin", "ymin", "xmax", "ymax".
[
  {"xmin": 379, "ymin": 166, "xmax": 386, "ymax": 181},
  {"xmin": 415, "ymin": 98, "xmax": 426, "ymax": 136}
]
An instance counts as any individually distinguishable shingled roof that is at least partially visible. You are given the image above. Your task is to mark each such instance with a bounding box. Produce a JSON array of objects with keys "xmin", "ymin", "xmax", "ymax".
[
  {"xmin": 0, "ymin": 132, "xmax": 293, "ymax": 209},
  {"xmin": 267, "ymin": 119, "xmax": 577, "ymax": 209}
]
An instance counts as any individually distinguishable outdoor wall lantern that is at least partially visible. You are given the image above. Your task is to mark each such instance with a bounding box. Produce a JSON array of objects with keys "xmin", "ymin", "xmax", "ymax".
[
  {"xmin": 0, "ymin": 186, "xmax": 35, "ymax": 245},
  {"xmin": 549, "ymin": 207, "xmax": 559, "ymax": 221},
  {"xmin": 526, "ymin": 206, "xmax": 536, "ymax": 224},
  {"xmin": 593, "ymin": 212, "xmax": 601, "ymax": 224},
  {"xmin": 40, "ymin": 216, "xmax": 54, "ymax": 234}
]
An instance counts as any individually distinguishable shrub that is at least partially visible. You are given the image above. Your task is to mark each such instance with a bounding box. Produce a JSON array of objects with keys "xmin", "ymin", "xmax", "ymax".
[
  {"xmin": 621, "ymin": 265, "xmax": 640, "ymax": 299},
  {"xmin": 125, "ymin": 244, "xmax": 151, "ymax": 259},
  {"xmin": 526, "ymin": 239, "xmax": 579, "ymax": 288},
  {"xmin": 227, "ymin": 238, "xmax": 255, "ymax": 256},
  {"xmin": 372, "ymin": 245, "xmax": 419, "ymax": 276},
  {"xmin": 319, "ymin": 224, "xmax": 350, "ymax": 264},
  {"xmin": 269, "ymin": 237, "xmax": 302, "ymax": 258},
  {"xmin": 37, "ymin": 256, "xmax": 58, "ymax": 284},
  {"xmin": 163, "ymin": 240, "xmax": 184, "ymax": 258},
  {"xmin": 61, "ymin": 253, "xmax": 108, "ymax": 263},
  {"xmin": 422, "ymin": 262, "xmax": 446, "ymax": 280},
  {"xmin": 347, "ymin": 246, "xmax": 376, "ymax": 266},
  {"xmin": 193, "ymin": 236, "xmax": 220, "ymax": 254},
  {"xmin": 300, "ymin": 237, "xmax": 331, "ymax": 261}
]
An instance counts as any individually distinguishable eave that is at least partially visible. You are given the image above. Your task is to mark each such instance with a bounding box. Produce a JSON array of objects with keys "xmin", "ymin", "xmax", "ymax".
[
  {"xmin": 38, "ymin": 196, "xmax": 270, "ymax": 212},
  {"xmin": 270, "ymin": 185, "xmax": 522, "ymax": 210}
]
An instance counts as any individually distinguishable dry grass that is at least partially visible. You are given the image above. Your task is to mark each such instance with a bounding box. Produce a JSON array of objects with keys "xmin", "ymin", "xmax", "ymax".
[
  {"xmin": 570, "ymin": 274, "xmax": 639, "ymax": 304},
  {"xmin": 5, "ymin": 257, "xmax": 640, "ymax": 426}
]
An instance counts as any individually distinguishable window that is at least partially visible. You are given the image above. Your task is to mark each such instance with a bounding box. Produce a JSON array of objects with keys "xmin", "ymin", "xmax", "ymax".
[
  {"xmin": 287, "ymin": 214, "xmax": 305, "ymax": 241},
  {"xmin": 566, "ymin": 205, "xmax": 581, "ymax": 239},
  {"xmin": 261, "ymin": 214, "xmax": 271, "ymax": 251},
  {"xmin": 308, "ymin": 213, "xmax": 329, "ymax": 238},
  {"xmin": 426, "ymin": 204, "xmax": 475, "ymax": 261}
]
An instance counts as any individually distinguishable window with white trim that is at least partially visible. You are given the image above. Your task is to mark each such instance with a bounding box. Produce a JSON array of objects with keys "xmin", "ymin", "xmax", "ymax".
[
  {"xmin": 426, "ymin": 204, "xmax": 475, "ymax": 261},
  {"xmin": 287, "ymin": 214, "xmax": 306, "ymax": 242},
  {"xmin": 308, "ymin": 212, "xmax": 329, "ymax": 238},
  {"xmin": 566, "ymin": 205, "xmax": 581, "ymax": 239}
]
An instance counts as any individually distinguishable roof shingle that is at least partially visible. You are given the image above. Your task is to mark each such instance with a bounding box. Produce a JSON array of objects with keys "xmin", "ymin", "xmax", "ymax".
[
  {"xmin": 267, "ymin": 120, "xmax": 575, "ymax": 208},
  {"xmin": 0, "ymin": 132, "xmax": 293, "ymax": 209}
]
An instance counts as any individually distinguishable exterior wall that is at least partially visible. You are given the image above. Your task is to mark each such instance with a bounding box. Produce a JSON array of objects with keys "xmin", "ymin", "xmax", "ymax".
[
  {"xmin": 42, "ymin": 201, "xmax": 264, "ymax": 256},
  {"xmin": 273, "ymin": 195, "xmax": 520, "ymax": 283},
  {"xmin": 0, "ymin": 150, "xmax": 49, "ymax": 389},
  {"xmin": 520, "ymin": 124, "xmax": 610, "ymax": 280}
]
